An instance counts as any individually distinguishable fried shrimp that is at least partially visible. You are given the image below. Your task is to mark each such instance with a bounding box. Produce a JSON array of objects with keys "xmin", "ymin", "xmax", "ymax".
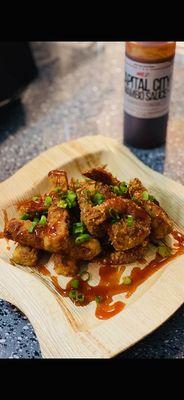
[
  {"xmin": 128, "ymin": 178, "xmax": 173, "ymax": 239},
  {"xmin": 82, "ymin": 166, "xmax": 120, "ymax": 186}
]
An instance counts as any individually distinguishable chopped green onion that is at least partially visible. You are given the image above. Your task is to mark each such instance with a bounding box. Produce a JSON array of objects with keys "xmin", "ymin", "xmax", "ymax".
[
  {"xmin": 76, "ymin": 293, "xmax": 85, "ymax": 302},
  {"xmin": 142, "ymin": 191, "xmax": 149, "ymax": 200},
  {"xmin": 119, "ymin": 181, "xmax": 128, "ymax": 194},
  {"xmin": 85, "ymin": 178, "xmax": 92, "ymax": 182},
  {"xmin": 109, "ymin": 208, "xmax": 121, "ymax": 224},
  {"xmin": 80, "ymin": 271, "xmax": 91, "ymax": 282},
  {"xmin": 125, "ymin": 215, "xmax": 134, "ymax": 227},
  {"xmin": 39, "ymin": 215, "xmax": 47, "ymax": 225},
  {"xmin": 148, "ymin": 194, "xmax": 156, "ymax": 202},
  {"xmin": 122, "ymin": 276, "xmax": 132, "ymax": 285},
  {"xmin": 44, "ymin": 196, "xmax": 52, "ymax": 207},
  {"xmin": 72, "ymin": 222, "xmax": 85, "ymax": 235},
  {"xmin": 20, "ymin": 213, "xmax": 30, "ymax": 220},
  {"xmin": 32, "ymin": 196, "xmax": 39, "ymax": 201},
  {"xmin": 68, "ymin": 289, "xmax": 77, "ymax": 299},
  {"xmin": 91, "ymin": 192, "xmax": 104, "ymax": 205},
  {"xmin": 57, "ymin": 200, "xmax": 67, "ymax": 208},
  {"xmin": 71, "ymin": 279, "xmax": 80, "ymax": 289},
  {"xmin": 95, "ymin": 295, "xmax": 102, "ymax": 303},
  {"xmin": 112, "ymin": 186, "xmax": 121, "ymax": 195},
  {"xmin": 54, "ymin": 186, "xmax": 61, "ymax": 193},
  {"xmin": 75, "ymin": 233, "xmax": 90, "ymax": 244},
  {"xmin": 33, "ymin": 216, "xmax": 40, "ymax": 223},
  {"xmin": 28, "ymin": 221, "xmax": 38, "ymax": 233},
  {"xmin": 157, "ymin": 245, "xmax": 171, "ymax": 258},
  {"xmin": 65, "ymin": 190, "xmax": 77, "ymax": 208}
]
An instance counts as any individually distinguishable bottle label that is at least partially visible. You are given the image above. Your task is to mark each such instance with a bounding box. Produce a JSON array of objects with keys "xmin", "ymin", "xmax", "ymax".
[{"xmin": 124, "ymin": 55, "xmax": 174, "ymax": 119}]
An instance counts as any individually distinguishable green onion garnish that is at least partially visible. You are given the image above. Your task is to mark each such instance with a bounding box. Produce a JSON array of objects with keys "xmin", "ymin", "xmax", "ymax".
[
  {"xmin": 33, "ymin": 216, "xmax": 40, "ymax": 223},
  {"xmin": 65, "ymin": 190, "xmax": 77, "ymax": 208},
  {"xmin": 75, "ymin": 233, "xmax": 90, "ymax": 245},
  {"xmin": 91, "ymin": 192, "xmax": 104, "ymax": 205},
  {"xmin": 71, "ymin": 279, "xmax": 80, "ymax": 289},
  {"xmin": 125, "ymin": 215, "xmax": 134, "ymax": 227},
  {"xmin": 142, "ymin": 191, "xmax": 149, "ymax": 200},
  {"xmin": 109, "ymin": 208, "xmax": 121, "ymax": 224},
  {"xmin": 122, "ymin": 276, "xmax": 132, "ymax": 285},
  {"xmin": 119, "ymin": 181, "xmax": 128, "ymax": 194},
  {"xmin": 20, "ymin": 213, "xmax": 30, "ymax": 220},
  {"xmin": 44, "ymin": 196, "xmax": 52, "ymax": 207},
  {"xmin": 85, "ymin": 178, "xmax": 92, "ymax": 182},
  {"xmin": 32, "ymin": 196, "xmax": 39, "ymax": 201},
  {"xmin": 57, "ymin": 200, "xmax": 67, "ymax": 208},
  {"xmin": 39, "ymin": 215, "xmax": 47, "ymax": 225},
  {"xmin": 80, "ymin": 271, "xmax": 91, "ymax": 282},
  {"xmin": 95, "ymin": 295, "xmax": 102, "ymax": 303},
  {"xmin": 157, "ymin": 245, "xmax": 171, "ymax": 258},
  {"xmin": 28, "ymin": 221, "xmax": 38, "ymax": 233},
  {"xmin": 72, "ymin": 222, "xmax": 85, "ymax": 235},
  {"xmin": 76, "ymin": 293, "xmax": 85, "ymax": 302},
  {"xmin": 148, "ymin": 194, "xmax": 156, "ymax": 202},
  {"xmin": 54, "ymin": 187, "xmax": 61, "ymax": 193},
  {"xmin": 112, "ymin": 186, "xmax": 121, "ymax": 195},
  {"xmin": 68, "ymin": 289, "xmax": 77, "ymax": 299}
]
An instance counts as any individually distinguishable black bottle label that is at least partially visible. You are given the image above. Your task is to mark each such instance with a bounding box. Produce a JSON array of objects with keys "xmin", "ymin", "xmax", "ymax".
[{"xmin": 124, "ymin": 56, "xmax": 174, "ymax": 119}]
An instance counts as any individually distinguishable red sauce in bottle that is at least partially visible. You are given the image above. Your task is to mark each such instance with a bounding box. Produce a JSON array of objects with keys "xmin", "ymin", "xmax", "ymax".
[{"xmin": 124, "ymin": 42, "xmax": 176, "ymax": 148}]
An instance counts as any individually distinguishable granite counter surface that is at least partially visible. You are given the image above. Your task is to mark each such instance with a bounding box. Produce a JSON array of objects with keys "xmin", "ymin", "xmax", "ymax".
[{"xmin": 0, "ymin": 42, "xmax": 184, "ymax": 358}]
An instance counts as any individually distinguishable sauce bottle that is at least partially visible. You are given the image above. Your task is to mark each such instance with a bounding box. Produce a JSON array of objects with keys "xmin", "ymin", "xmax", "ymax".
[{"xmin": 123, "ymin": 42, "xmax": 176, "ymax": 148}]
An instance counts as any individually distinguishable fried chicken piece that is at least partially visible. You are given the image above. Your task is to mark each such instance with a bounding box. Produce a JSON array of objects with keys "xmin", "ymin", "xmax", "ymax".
[
  {"xmin": 82, "ymin": 166, "xmax": 120, "ymax": 186},
  {"xmin": 17, "ymin": 170, "xmax": 69, "ymax": 218},
  {"xmin": 106, "ymin": 197, "xmax": 151, "ymax": 250},
  {"xmin": 53, "ymin": 253, "xmax": 79, "ymax": 276},
  {"xmin": 128, "ymin": 178, "xmax": 173, "ymax": 240},
  {"xmin": 107, "ymin": 239, "xmax": 148, "ymax": 265},
  {"xmin": 76, "ymin": 180, "xmax": 115, "ymax": 237},
  {"xmin": 4, "ymin": 205, "xmax": 69, "ymax": 253},
  {"xmin": 48, "ymin": 169, "xmax": 68, "ymax": 191},
  {"xmin": 107, "ymin": 218, "xmax": 150, "ymax": 251},
  {"xmin": 11, "ymin": 244, "xmax": 39, "ymax": 267},
  {"xmin": 68, "ymin": 238, "xmax": 101, "ymax": 260},
  {"xmin": 17, "ymin": 196, "xmax": 48, "ymax": 218}
]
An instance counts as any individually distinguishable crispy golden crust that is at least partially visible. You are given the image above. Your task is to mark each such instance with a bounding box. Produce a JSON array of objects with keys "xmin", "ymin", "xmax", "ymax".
[
  {"xmin": 76, "ymin": 181, "xmax": 115, "ymax": 237},
  {"xmin": 48, "ymin": 169, "xmax": 68, "ymax": 191},
  {"xmin": 68, "ymin": 238, "xmax": 101, "ymax": 260},
  {"xmin": 128, "ymin": 178, "xmax": 173, "ymax": 239},
  {"xmin": 108, "ymin": 239, "xmax": 148, "ymax": 264},
  {"xmin": 11, "ymin": 244, "xmax": 39, "ymax": 267},
  {"xmin": 53, "ymin": 253, "xmax": 79, "ymax": 276},
  {"xmin": 82, "ymin": 166, "xmax": 120, "ymax": 186},
  {"xmin": 5, "ymin": 205, "xmax": 69, "ymax": 253}
]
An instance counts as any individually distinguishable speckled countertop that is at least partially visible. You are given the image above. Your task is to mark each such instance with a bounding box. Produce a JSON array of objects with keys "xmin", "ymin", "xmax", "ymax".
[{"xmin": 0, "ymin": 42, "xmax": 184, "ymax": 359}]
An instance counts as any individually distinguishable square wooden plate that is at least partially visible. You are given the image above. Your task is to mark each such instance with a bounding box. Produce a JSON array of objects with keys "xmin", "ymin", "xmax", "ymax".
[{"xmin": 0, "ymin": 135, "xmax": 184, "ymax": 358}]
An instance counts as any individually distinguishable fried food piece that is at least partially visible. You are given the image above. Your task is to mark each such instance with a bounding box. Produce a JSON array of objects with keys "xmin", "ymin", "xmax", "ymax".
[
  {"xmin": 106, "ymin": 197, "xmax": 151, "ymax": 250},
  {"xmin": 17, "ymin": 169, "xmax": 68, "ymax": 217},
  {"xmin": 128, "ymin": 178, "xmax": 173, "ymax": 239},
  {"xmin": 76, "ymin": 180, "xmax": 115, "ymax": 237},
  {"xmin": 108, "ymin": 239, "xmax": 148, "ymax": 264},
  {"xmin": 53, "ymin": 253, "xmax": 79, "ymax": 276},
  {"xmin": 11, "ymin": 244, "xmax": 39, "ymax": 267},
  {"xmin": 107, "ymin": 218, "xmax": 150, "ymax": 251},
  {"xmin": 48, "ymin": 169, "xmax": 68, "ymax": 191},
  {"xmin": 68, "ymin": 238, "xmax": 101, "ymax": 260},
  {"xmin": 82, "ymin": 166, "xmax": 120, "ymax": 186},
  {"xmin": 4, "ymin": 205, "xmax": 69, "ymax": 253}
]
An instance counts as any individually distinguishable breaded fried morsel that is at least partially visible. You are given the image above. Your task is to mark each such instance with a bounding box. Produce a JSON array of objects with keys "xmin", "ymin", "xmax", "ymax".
[
  {"xmin": 128, "ymin": 178, "xmax": 173, "ymax": 239},
  {"xmin": 108, "ymin": 239, "xmax": 149, "ymax": 265},
  {"xmin": 11, "ymin": 244, "xmax": 39, "ymax": 267},
  {"xmin": 5, "ymin": 206, "xmax": 69, "ymax": 253},
  {"xmin": 82, "ymin": 166, "xmax": 120, "ymax": 186}
]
